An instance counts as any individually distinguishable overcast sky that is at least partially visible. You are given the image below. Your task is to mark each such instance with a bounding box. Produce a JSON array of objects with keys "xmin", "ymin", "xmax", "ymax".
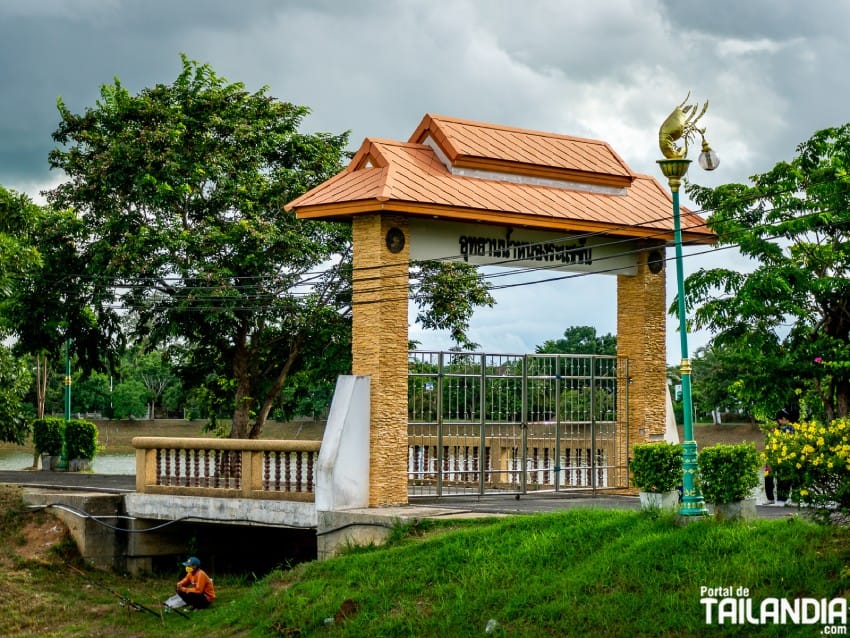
[{"xmin": 2, "ymin": 0, "xmax": 849, "ymax": 362}]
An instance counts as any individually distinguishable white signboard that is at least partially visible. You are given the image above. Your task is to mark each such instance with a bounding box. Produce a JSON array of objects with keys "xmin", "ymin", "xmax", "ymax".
[{"xmin": 409, "ymin": 219, "xmax": 638, "ymax": 276}]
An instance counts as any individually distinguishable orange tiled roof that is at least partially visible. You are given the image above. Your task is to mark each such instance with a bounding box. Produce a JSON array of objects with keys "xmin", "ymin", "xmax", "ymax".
[
  {"xmin": 286, "ymin": 114, "xmax": 715, "ymax": 244},
  {"xmin": 408, "ymin": 114, "xmax": 635, "ymax": 188}
]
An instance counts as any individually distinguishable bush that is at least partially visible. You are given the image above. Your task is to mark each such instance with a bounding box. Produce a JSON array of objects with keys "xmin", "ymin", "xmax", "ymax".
[
  {"xmin": 32, "ymin": 417, "xmax": 64, "ymax": 456},
  {"xmin": 698, "ymin": 443, "xmax": 760, "ymax": 504},
  {"xmin": 763, "ymin": 418, "xmax": 850, "ymax": 523},
  {"xmin": 64, "ymin": 419, "xmax": 98, "ymax": 460},
  {"xmin": 629, "ymin": 442, "xmax": 683, "ymax": 492}
]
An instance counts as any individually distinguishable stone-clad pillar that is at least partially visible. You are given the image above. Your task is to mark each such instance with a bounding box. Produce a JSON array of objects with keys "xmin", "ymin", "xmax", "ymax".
[
  {"xmin": 351, "ymin": 214, "xmax": 410, "ymax": 506},
  {"xmin": 617, "ymin": 246, "xmax": 668, "ymax": 461}
]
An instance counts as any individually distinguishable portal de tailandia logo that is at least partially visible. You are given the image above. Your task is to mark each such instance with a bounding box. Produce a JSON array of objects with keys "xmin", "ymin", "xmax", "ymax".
[{"xmin": 701, "ymin": 586, "xmax": 847, "ymax": 633}]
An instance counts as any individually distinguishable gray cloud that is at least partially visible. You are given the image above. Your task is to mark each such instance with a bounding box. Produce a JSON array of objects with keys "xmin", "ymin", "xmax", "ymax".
[{"xmin": 1, "ymin": 0, "xmax": 847, "ymax": 358}]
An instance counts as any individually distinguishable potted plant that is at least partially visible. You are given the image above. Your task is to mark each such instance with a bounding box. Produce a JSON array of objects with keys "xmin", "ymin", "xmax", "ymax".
[
  {"xmin": 32, "ymin": 417, "xmax": 64, "ymax": 471},
  {"xmin": 698, "ymin": 443, "xmax": 761, "ymax": 520},
  {"xmin": 629, "ymin": 442, "xmax": 683, "ymax": 510},
  {"xmin": 64, "ymin": 419, "xmax": 99, "ymax": 471}
]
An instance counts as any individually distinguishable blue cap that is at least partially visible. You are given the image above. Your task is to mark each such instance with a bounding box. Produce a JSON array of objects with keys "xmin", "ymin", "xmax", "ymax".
[{"xmin": 182, "ymin": 556, "xmax": 201, "ymax": 568}]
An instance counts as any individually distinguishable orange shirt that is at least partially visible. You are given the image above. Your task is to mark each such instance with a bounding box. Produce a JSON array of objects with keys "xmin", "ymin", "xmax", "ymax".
[{"xmin": 177, "ymin": 568, "xmax": 216, "ymax": 602}]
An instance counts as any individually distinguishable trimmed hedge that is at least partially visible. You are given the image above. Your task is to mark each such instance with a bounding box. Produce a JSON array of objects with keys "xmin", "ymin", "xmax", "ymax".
[
  {"xmin": 32, "ymin": 417, "xmax": 64, "ymax": 456},
  {"xmin": 629, "ymin": 442, "xmax": 683, "ymax": 493},
  {"xmin": 698, "ymin": 443, "xmax": 760, "ymax": 505},
  {"xmin": 64, "ymin": 419, "xmax": 98, "ymax": 460}
]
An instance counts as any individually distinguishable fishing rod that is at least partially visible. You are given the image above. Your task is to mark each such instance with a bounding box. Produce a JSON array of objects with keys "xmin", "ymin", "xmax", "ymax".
[{"xmin": 66, "ymin": 563, "xmax": 163, "ymax": 620}]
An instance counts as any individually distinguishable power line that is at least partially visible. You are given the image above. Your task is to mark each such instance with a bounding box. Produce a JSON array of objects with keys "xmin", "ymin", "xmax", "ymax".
[
  {"xmin": 9, "ymin": 173, "xmax": 850, "ymax": 313},
  {"xmin": 23, "ymin": 168, "xmax": 849, "ymax": 293},
  {"xmin": 68, "ymin": 197, "xmax": 850, "ymax": 314}
]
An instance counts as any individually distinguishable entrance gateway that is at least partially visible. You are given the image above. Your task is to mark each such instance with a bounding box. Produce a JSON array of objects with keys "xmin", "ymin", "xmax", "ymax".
[{"xmin": 287, "ymin": 114, "xmax": 714, "ymax": 506}]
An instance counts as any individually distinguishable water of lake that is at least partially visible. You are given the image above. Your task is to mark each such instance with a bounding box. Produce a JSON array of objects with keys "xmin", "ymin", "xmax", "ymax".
[{"xmin": 0, "ymin": 449, "xmax": 135, "ymax": 474}]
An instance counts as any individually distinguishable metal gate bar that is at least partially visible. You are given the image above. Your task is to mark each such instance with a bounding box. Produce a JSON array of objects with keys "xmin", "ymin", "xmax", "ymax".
[{"xmin": 408, "ymin": 351, "xmax": 629, "ymax": 497}]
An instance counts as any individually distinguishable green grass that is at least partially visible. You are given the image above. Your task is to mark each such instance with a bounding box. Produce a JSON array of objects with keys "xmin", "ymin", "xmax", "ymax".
[{"xmin": 1, "ymin": 485, "xmax": 849, "ymax": 637}]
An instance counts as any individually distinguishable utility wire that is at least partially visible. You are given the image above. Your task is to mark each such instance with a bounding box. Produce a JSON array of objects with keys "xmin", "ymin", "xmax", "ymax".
[
  {"xmin": 10, "ymin": 174, "xmax": 850, "ymax": 313},
  {"xmin": 22, "ymin": 180, "xmax": 849, "ymax": 299},
  {"xmin": 50, "ymin": 201, "xmax": 850, "ymax": 314},
  {"xmin": 27, "ymin": 502, "xmax": 395, "ymax": 537},
  {"xmin": 19, "ymin": 169, "xmax": 848, "ymax": 286}
]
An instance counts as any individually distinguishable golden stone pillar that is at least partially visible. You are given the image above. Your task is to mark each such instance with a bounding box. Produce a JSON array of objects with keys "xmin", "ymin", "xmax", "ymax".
[
  {"xmin": 616, "ymin": 246, "xmax": 668, "ymax": 461},
  {"xmin": 351, "ymin": 213, "xmax": 410, "ymax": 506}
]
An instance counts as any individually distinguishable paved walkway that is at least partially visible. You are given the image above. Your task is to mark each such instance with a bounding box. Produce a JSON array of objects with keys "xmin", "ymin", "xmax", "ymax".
[
  {"xmin": 0, "ymin": 470, "xmax": 800, "ymax": 520},
  {"xmin": 0, "ymin": 469, "xmax": 135, "ymax": 493}
]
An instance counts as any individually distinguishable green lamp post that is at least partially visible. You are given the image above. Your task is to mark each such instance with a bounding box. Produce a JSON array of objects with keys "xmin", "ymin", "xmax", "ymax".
[{"xmin": 657, "ymin": 94, "xmax": 719, "ymax": 516}]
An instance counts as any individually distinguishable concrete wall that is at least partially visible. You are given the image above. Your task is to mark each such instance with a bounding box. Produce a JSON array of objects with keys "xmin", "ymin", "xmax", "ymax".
[
  {"xmin": 124, "ymin": 493, "xmax": 317, "ymax": 528},
  {"xmin": 22, "ymin": 491, "xmax": 126, "ymax": 570},
  {"xmin": 21, "ymin": 488, "xmax": 324, "ymax": 574},
  {"xmin": 316, "ymin": 375, "xmax": 370, "ymax": 511}
]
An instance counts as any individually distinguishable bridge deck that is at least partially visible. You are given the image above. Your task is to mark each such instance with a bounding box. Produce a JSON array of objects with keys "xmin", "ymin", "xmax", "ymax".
[{"xmin": 0, "ymin": 470, "xmax": 795, "ymax": 519}]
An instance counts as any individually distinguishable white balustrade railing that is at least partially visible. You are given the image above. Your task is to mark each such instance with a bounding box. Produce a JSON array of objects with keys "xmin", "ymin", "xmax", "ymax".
[{"xmin": 133, "ymin": 437, "xmax": 321, "ymax": 501}]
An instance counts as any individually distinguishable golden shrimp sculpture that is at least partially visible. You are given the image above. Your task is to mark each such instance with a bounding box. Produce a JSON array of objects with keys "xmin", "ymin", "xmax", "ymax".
[{"xmin": 658, "ymin": 92, "xmax": 709, "ymax": 160}]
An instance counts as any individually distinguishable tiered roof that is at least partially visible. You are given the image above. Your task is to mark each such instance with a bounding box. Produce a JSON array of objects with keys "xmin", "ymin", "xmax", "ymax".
[{"xmin": 286, "ymin": 114, "xmax": 715, "ymax": 244}]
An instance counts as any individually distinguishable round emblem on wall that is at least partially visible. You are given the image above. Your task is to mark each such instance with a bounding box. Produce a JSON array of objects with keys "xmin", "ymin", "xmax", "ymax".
[
  {"xmin": 385, "ymin": 227, "xmax": 405, "ymax": 253},
  {"xmin": 648, "ymin": 249, "xmax": 664, "ymax": 274}
]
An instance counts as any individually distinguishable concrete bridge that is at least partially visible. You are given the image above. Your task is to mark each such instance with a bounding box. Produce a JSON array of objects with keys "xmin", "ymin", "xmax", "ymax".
[
  {"xmin": 4, "ymin": 466, "xmax": 789, "ymax": 575},
  {"xmin": 5, "ymin": 374, "xmax": 789, "ymax": 574},
  {"xmin": 16, "ymin": 377, "xmax": 387, "ymax": 571},
  {"xmin": 11, "ymin": 376, "xmax": 504, "ymax": 573}
]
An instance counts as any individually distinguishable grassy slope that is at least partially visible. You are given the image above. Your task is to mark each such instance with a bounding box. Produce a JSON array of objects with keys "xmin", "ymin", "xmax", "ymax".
[
  {"xmin": 250, "ymin": 513, "xmax": 849, "ymax": 637},
  {"xmin": 2, "ymin": 483, "xmax": 848, "ymax": 638}
]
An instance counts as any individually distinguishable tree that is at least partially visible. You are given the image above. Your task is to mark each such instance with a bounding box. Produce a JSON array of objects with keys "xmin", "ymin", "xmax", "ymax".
[
  {"xmin": 684, "ymin": 124, "xmax": 850, "ymax": 421},
  {"xmin": 111, "ymin": 379, "xmax": 149, "ymax": 420},
  {"xmin": 0, "ymin": 186, "xmax": 40, "ymax": 444},
  {"xmin": 0, "ymin": 348, "xmax": 32, "ymax": 444},
  {"xmin": 535, "ymin": 326, "xmax": 617, "ymax": 355},
  {"xmin": 2, "ymin": 194, "xmax": 120, "ymax": 425},
  {"xmin": 48, "ymin": 56, "xmax": 493, "ymax": 438},
  {"xmin": 72, "ymin": 371, "xmax": 111, "ymax": 415},
  {"xmin": 689, "ymin": 340, "xmax": 796, "ymax": 424},
  {"xmin": 0, "ymin": 186, "xmax": 40, "ymax": 297},
  {"xmin": 412, "ymin": 261, "xmax": 494, "ymax": 351},
  {"xmin": 531, "ymin": 327, "xmax": 618, "ymax": 422},
  {"xmin": 124, "ymin": 348, "xmax": 179, "ymax": 419},
  {"xmin": 48, "ymin": 56, "xmax": 351, "ymax": 438}
]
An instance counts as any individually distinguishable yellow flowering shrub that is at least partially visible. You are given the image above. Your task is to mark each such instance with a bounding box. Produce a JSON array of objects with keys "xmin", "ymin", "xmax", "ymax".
[{"xmin": 762, "ymin": 417, "xmax": 850, "ymax": 523}]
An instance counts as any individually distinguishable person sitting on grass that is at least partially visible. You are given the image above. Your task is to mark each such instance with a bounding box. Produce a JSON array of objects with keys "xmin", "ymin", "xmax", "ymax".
[{"xmin": 176, "ymin": 556, "xmax": 215, "ymax": 609}]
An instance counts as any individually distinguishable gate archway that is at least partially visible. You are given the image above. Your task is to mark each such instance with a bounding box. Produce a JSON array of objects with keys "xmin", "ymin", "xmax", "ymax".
[{"xmin": 287, "ymin": 114, "xmax": 715, "ymax": 505}]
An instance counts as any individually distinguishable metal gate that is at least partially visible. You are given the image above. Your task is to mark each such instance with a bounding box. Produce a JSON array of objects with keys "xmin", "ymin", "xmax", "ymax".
[{"xmin": 408, "ymin": 351, "xmax": 629, "ymax": 496}]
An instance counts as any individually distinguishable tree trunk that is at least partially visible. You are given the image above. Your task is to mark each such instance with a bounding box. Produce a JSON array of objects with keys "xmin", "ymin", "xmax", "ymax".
[
  {"xmin": 249, "ymin": 338, "xmax": 303, "ymax": 439},
  {"xmin": 36, "ymin": 353, "xmax": 47, "ymax": 419},
  {"xmin": 836, "ymin": 378, "xmax": 850, "ymax": 419},
  {"xmin": 32, "ymin": 354, "xmax": 49, "ymax": 469},
  {"xmin": 815, "ymin": 378, "xmax": 836, "ymax": 422},
  {"xmin": 230, "ymin": 325, "xmax": 252, "ymax": 439}
]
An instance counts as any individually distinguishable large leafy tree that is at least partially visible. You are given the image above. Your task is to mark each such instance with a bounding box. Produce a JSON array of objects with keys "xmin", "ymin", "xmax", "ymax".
[
  {"xmin": 0, "ymin": 186, "xmax": 40, "ymax": 443},
  {"xmin": 48, "ymin": 56, "xmax": 352, "ymax": 439},
  {"xmin": 5, "ymin": 204, "xmax": 118, "ymax": 419},
  {"xmin": 683, "ymin": 123, "xmax": 850, "ymax": 421},
  {"xmin": 48, "ymin": 56, "xmax": 492, "ymax": 439},
  {"xmin": 680, "ymin": 341, "xmax": 794, "ymax": 424}
]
